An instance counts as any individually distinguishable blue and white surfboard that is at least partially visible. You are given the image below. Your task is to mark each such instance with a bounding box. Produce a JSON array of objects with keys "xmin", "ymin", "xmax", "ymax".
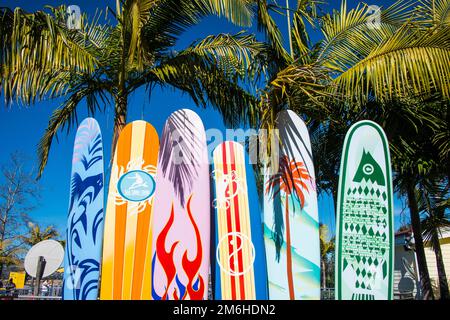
[{"xmin": 63, "ymin": 118, "xmax": 104, "ymax": 300}]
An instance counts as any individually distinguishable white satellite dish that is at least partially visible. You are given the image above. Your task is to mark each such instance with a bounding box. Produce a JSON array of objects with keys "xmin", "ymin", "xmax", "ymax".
[{"xmin": 24, "ymin": 240, "xmax": 64, "ymax": 278}]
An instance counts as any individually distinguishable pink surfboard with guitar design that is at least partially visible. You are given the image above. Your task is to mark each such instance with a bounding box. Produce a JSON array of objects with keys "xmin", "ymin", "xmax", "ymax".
[{"xmin": 151, "ymin": 109, "xmax": 210, "ymax": 300}]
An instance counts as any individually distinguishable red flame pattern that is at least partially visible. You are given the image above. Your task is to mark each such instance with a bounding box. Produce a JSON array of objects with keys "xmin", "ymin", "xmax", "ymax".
[
  {"xmin": 156, "ymin": 204, "xmax": 179, "ymax": 300},
  {"xmin": 155, "ymin": 194, "xmax": 204, "ymax": 300}
]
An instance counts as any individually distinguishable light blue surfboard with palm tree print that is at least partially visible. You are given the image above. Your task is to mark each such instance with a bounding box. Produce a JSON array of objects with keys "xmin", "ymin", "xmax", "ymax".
[
  {"xmin": 63, "ymin": 118, "xmax": 104, "ymax": 300},
  {"xmin": 263, "ymin": 110, "xmax": 321, "ymax": 300}
]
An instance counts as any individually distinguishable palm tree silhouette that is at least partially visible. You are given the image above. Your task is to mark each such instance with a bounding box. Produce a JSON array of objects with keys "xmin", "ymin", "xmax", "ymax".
[{"xmin": 266, "ymin": 156, "xmax": 311, "ymax": 299}]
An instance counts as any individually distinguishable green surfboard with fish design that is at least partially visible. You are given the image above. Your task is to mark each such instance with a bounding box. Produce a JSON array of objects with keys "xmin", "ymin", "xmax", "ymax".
[{"xmin": 335, "ymin": 120, "xmax": 394, "ymax": 300}]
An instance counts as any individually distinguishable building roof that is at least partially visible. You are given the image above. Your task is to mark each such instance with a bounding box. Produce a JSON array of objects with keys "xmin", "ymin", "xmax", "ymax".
[{"xmin": 395, "ymin": 229, "xmax": 412, "ymax": 237}]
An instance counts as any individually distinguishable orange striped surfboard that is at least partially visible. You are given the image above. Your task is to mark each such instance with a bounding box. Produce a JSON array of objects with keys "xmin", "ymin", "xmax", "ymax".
[{"xmin": 100, "ymin": 121, "xmax": 159, "ymax": 300}]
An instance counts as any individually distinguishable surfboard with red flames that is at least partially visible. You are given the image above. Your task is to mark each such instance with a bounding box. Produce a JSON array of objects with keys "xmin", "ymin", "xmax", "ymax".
[{"xmin": 151, "ymin": 109, "xmax": 210, "ymax": 300}]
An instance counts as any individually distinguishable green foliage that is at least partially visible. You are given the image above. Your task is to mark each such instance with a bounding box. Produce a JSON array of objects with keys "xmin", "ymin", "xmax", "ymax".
[
  {"xmin": 20, "ymin": 222, "xmax": 59, "ymax": 247},
  {"xmin": 1, "ymin": 1, "xmax": 274, "ymax": 177},
  {"xmin": 320, "ymin": 223, "xmax": 335, "ymax": 288},
  {"xmin": 0, "ymin": 239, "xmax": 26, "ymax": 270}
]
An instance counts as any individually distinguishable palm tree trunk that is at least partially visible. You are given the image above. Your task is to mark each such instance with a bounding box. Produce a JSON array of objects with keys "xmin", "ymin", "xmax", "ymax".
[
  {"xmin": 406, "ymin": 180, "xmax": 435, "ymax": 300},
  {"xmin": 446, "ymin": 104, "xmax": 450, "ymax": 183},
  {"xmin": 332, "ymin": 187, "xmax": 338, "ymax": 217},
  {"xmin": 112, "ymin": 95, "xmax": 128, "ymax": 156},
  {"xmin": 432, "ymin": 232, "xmax": 450, "ymax": 299},
  {"xmin": 285, "ymin": 197, "xmax": 295, "ymax": 299},
  {"xmin": 113, "ymin": 21, "xmax": 129, "ymax": 157},
  {"xmin": 321, "ymin": 258, "xmax": 326, "ymax": 288}
]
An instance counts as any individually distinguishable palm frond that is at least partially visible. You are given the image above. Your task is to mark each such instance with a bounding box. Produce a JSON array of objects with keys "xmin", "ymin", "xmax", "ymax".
[
  {"xmin": 37, "ymin": 79, "xmax": 110, "ymax": 178},
  {"xmin": 180, "ymin": 31, "xmax": 267, "ymax": 79},
  {"xmin": 416, "ymin": 0, "xmax": 450, "ymax": 28},
  {"xmin": 433, "ymin": 125, "xmax": 450, "ymax": 161},
  {"xmin": 418, "ymin": 179, "xmax": 450, "ymax": 251},
  {"xmin": 141, "ymin": 0, "xmax": 253, "ymax": 60},
  {"xmin": 291, "ymin": 0, "xmax": 323, "ymax": 62},
  {"xmin": 318, "ymin": 0, "xmax": 415, "ymax": 68},
  {"xmin": 0, "ymin": 239, "xmax": 25, "ymax": 267},
  {"xmin": 151, "ymin": 52, "xmax": 258, "ymax": 127},
  {"xmin": 201, "ymin": 0, "xmax": 254, "ymax": 26},
  {"xmin": 2, "ymin": 6, "xmax": 108, "ymax": 104},
  {"xmin": 254, "ymin": 0, "xmax": 291, "ymax": 64},
  {"xmin": 122, "ymin": 0, "xmax": 158, "ymax": 70},
  {"xmin": 333, "ymin": 25, "xmax": 450, "ymax": 103}
]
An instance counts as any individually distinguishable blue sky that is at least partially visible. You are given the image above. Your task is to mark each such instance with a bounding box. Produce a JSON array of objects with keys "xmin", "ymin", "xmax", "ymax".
[{"xmin": 0, "ymin": 0, "xmax": 407, "ymax": 238}]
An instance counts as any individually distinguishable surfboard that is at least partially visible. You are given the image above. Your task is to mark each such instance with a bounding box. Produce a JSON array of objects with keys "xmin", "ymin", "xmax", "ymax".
[
  {"xmin": 213, "ymin": 141, "xmax": 268, "ymax": 300},
  {"xmin": 263, "ymin": 110, "xmax": 321, "ymax": 300},
  {"xmin": 151, "ymin": 109, "xmax": 210, "ymax": 300},
  {"xmin": 100, "ymin": 120, "xmax": 159, "ymax": 300},
  {"xmin": 335, "ymin": 120, "xmax": 394, "ymax": 300},
  {"xmin": 63, "ymin": 118, "xmax": 104, "ymax": 300}
]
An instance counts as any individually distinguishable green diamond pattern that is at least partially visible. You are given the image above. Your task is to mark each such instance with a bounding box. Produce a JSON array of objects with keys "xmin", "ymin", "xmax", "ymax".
[
  {"xmin": 343, "ymin": 258, "xmax": 348, "ymax": 270},
  {"xmin": 341, "ymin": 160, "xmax": 391, "ymax": 298},
  {"xmin": 364, "ymin": 186, "xmax": 370, "ymax": 195},
  {"xmin": 383, "ymin": 261, "xmax": 388, "ymax": 278},
  {"xmin": 362, "ymin": 225, "xmax": 367, "ymax": 234}
]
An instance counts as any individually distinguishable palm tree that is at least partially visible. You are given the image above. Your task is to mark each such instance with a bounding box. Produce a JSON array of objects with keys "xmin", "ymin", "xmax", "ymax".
[
  {"xmin": 388, "ymin": 96, "xmax": 448, "ymax": 300},
  {"xmin": 319, "ymin": 223, "xmax": 335, "ymax": 288},
  {"xmin": 20, "ymin": 222, "xmax": 59, "ymax": 247},
  {"xmin": 312, "ymin": 96, "xmax": 445, "ymax": 299},
  {"xmin": 1, "ymin": 1, "xmax": 285, "ymax": 177},
  {"xmin": 418, "ymin": 179, "xmax": 450, "ymax": 299},
  {"xmin": 266, "ymin": 155, "xmax": 312, "ymax": 299},
  {"xmin": 0, "ymin": 239, "xmax": 25, "ymax": 277},
  {"xmin": 259, "ymin": 0, "xmax": 450, "ymax": 124},
  {"xmin": 317, "ymin": 97, "xmax": 445, "ymax": 300},
  {"xmin": 257, "ymin": 0, "xmax": 449, "ymax": 299}
]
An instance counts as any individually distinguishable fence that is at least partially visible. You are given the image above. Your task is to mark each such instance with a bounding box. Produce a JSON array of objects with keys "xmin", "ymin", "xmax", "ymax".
[
  {"xmin": 15, "ymin": 285, "xmax": 63, "ymax": 300},
  {"xmin": 321, "ymin": 288, "xmax": 335, "ymax": 300}
]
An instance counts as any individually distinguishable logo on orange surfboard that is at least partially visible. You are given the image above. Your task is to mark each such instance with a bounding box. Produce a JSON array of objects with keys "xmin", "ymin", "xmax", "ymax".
[{"xmin": 118, "ymin": 170, "xmax": 156, "ymax": 202}]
